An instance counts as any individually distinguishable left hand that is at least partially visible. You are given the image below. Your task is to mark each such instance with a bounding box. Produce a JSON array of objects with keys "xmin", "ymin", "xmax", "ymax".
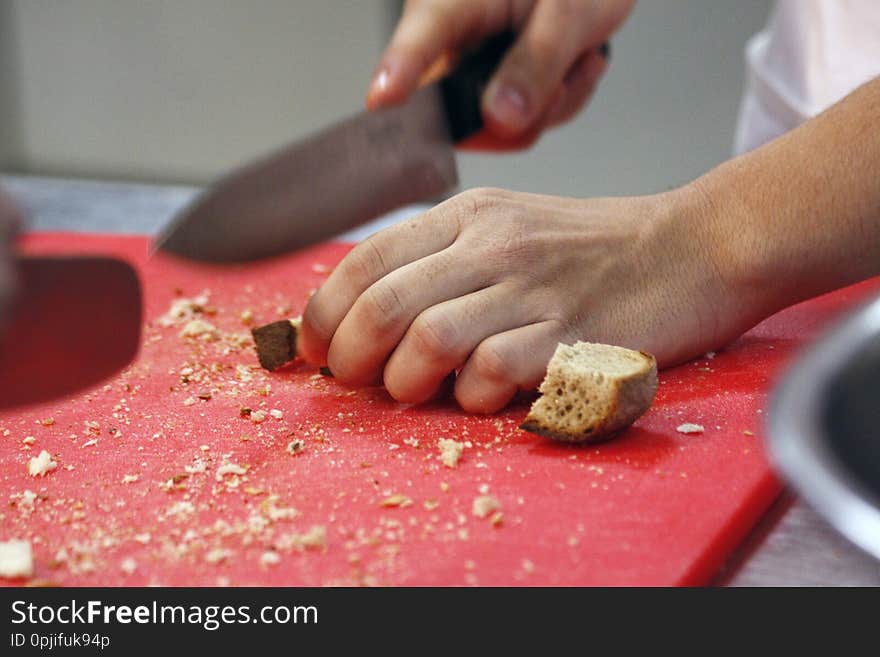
[{"xmin": 299, "ymin": 185, "xmax": 747, "ymax": 413}]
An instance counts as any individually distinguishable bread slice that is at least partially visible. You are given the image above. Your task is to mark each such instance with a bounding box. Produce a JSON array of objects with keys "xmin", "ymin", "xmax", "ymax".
[
  {"xmin": 251, "ymin": 316, "xmax": 302, "ymax": 371},
  {"xmin": 520, "ymin": 341, "xmax": 657, "ymax": 443}
]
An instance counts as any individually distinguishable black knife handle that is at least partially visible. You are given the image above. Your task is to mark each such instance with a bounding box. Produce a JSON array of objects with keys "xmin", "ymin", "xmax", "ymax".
[
  {"xmin": 440, "ymin": 31, "xmax": 515, "ymax": 142},
  {"xmin": 440, "ymin": 33, "xmax": 610, "ymax": 143}
]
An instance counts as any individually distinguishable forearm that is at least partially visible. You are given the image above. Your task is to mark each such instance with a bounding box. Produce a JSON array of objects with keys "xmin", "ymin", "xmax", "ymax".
[{"xmin": 693, "ymin": 76, "xmax": 880, "ymax": 322}]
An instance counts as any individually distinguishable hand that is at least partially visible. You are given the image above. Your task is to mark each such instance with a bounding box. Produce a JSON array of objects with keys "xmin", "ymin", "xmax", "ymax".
[
  {"xmin": 366, "ymin": 0, "xmax": 634, "ymax": 149},
  {"xmin": 300, "ymin": 184, "xmax": 750, "ymax": 413},
  {"xmin": 0, "ymin": 186, "xmax": 22, "ymax": 332}
]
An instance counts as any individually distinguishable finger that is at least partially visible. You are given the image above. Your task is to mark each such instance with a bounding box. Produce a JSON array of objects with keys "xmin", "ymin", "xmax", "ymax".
[
  {"xmin": 383, "ymin": 282, "xmax": 536, "ymax": 404},
  {"xmin": 366, "ymin": 1, "xmax": 481, "ymax": 110},
  {"xmin": 454, "ymin": 320, "xmax": 568, "ymax": 414},
  {"xmin": 326, "ymin": 245, "xmax": 488, "ymax": 386},
  {"xmin": 299, "ymin": 205, "xmax": 461, "ymax": 365},
  {"xmin": 545, "ymin": 49, "xmax": 607, "ymax": 127},
  {"xmin": 481, "ymin": 1, "xmax": 594, "ymax": 138}
]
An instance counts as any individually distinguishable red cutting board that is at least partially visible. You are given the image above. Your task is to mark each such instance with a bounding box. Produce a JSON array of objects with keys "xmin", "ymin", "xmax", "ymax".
[{"xmin": 2, "ymin": 233, "xmax": 878, "ymax": 587}]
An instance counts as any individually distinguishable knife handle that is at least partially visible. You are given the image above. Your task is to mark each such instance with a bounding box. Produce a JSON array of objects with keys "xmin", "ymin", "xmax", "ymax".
[
  {"xmin": 440, "ymin": 32, "xmax": 610, "ymax": 143},
  {"xmin": 440, "ymin": 31, "xmax": 516, "ymax": 142}
]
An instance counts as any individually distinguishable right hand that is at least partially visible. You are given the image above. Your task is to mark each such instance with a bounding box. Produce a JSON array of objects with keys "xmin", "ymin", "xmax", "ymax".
[
  {"xmin": 0, "ymin": 186, "xmax": 22, "ymax": 333},
  {"xmin": 366, "ymin": 0, "xmax": 635, "ymax": 149}
]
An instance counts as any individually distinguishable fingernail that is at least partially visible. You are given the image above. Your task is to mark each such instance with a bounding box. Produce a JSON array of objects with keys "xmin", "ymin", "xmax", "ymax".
[
  {"xmin": 486, "ymin": 82, "xmax": 530, "ymax": 131},
  {"xmin": 370, "ymin": 67, "xmax": 391, "ymax": 95}
]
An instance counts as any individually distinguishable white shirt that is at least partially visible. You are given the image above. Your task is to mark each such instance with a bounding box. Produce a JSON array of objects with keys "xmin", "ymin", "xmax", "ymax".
[{"xmin": 734, "ymin": 0, "xmax": 880, "ymax": 155}]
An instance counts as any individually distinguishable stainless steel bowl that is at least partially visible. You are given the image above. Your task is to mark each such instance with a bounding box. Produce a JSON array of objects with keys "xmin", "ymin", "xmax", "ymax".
[{"xmin": 769, "ymin": 293, "xmax": 880, "ymax": 559}]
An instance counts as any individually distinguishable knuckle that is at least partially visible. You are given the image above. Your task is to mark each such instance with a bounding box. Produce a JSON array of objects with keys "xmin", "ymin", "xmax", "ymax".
[
  {"xmin": 360, "ymin": 280, "xmax": 406, "ymax": 331},
  {"xmin": 470, "ymin": 339, "xmax": 514, "ymax": 384},
  {"xmin": 344, "ymin": 237, "xmax": 388, "ymax": 287},
  {"xmin": 408, "ymin": 310, "xmax": 458, "ymax": 361}
]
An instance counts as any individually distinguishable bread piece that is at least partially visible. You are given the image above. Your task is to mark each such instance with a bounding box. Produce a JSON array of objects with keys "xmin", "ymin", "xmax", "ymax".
[
  {"xmin": 251, "ymin": 317, "xmax": 302, "ymax": 370},
  {"xmin": 520, "ymin": 341, "xmax": 657, "ymax": 443}
]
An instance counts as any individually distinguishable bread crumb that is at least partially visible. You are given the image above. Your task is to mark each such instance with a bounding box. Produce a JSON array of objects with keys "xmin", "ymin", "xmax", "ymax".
[
  {"xmin": 472, "ymin": 495, "xmax": 502, "ymax": 519},
  {"xmin": 179, "ymin": 318, "xmax": 218, "ymax": 339},
  {"xmin": 215, "ymin": 463, "xmax": 248, "ymax": 481},
  {"xmin": 380, "ymin": 494, "xmax": 413, "ymax": 508},
  {"xmin": 438, "ymin": 438, "xmax": 465, "ymax": 468},
  {"xmin": 22, "ymin": 436, "xmax": 35, "ymax": 446},
  {"xmin": 120, "ymin": 558, "xmax": 137, "ymax": 575},
  {"xmin": 489, "ymin": 511, "xmax": 504, "ymax": 527},
  {"xmin": 743, "ymin": 430, "xmax": 755, "ymax": 436},
  {"xmin": 260, "ymin": 551, "xmax": 281, "ymax": 567},
  {"xmin": 250, "ymin": 410, "xmax": 267, "ymax": 424},
  {"xmin": 121, "ymin": 474, "xmax": 139, "ymax": 484},
  {"xmin": 28, "ymin": 450, "xmax": 57, "ymax": 477},
  {"xmin": 676, "ymin": 423, "xmax": 705, "ymax": 434},
  {"xmin": 205, "ymin": 548, "xmax": 233, "ymax": 564},
  {"xmin": 12, "ymin": 489, "xmax": 37, "ymax": 514},
  {"xmin": 158, "ymin": 292, "xmax": 209, "ymax": 327},
  {"xmin": 0, "ymin": 540, "xmax": 34, "ymax": 578},
  {"xmin": 240, "ymin": 310, "xmax": 254, "ymax": 325},
  {"xmin": 183, "ymin": 396, "xmax": 197, "ymax": 407},
  {"xmin": 269, "ymin": 409, "xmax": 284, "ymax": 420},
  {"xmin": 423, "ymin": 499, "xmax": 439, "ymax": 510},
  {"xmin": 39, "ymin": 418, "xmax": 55, "ymax": 426},
  {"xmin": 133, "ymin": 533, "xmax": 151, "ymax": 545},
  {"xmin": 298, "ymin": 526, "xmax": 327, "ymax": 550},
  {"xmin": 286, "ymin": 439, "xmax": 305, "ymax": 455}
]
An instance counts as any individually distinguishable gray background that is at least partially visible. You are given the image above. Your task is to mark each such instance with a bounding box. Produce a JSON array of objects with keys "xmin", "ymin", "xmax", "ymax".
[{"xmin": 0, "ymin": 0, "xmax": 771, "ymax": 197}]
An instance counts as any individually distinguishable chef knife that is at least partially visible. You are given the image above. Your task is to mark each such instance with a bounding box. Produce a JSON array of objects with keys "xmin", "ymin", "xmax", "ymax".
[
  {"xmin": 0, "ymin": 256, "xmax": 142, "ymax": 409},
  {"xmin": 154, "ymin": 32, "xmax": 519, "ymax": 263}
]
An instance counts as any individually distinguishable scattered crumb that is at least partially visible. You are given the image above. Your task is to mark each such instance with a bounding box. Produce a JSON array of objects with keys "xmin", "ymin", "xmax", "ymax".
[
  {"xmin": 250, "ymin": 410, "xmax": 267, "ymax": 424},
  {"xmin": 215, "ymin": 463, "xmax": 248, "ymax": 481},
  {"xmin": 183, "ymin": 397, "xmax": 197, "ymax": 407},
  {"xmin": 121, "ymin": 474, "xmax": 139, "ymax": 484},
  {"xmin": 133, "ymin": 533, "xmax": 151, "ymax": 545},
  {"xmin": 240, "ymin": 310, "xmax": 254, "ymax": 325},
  {"xmin": 286, "ymin": 440, "xmax": 305, "ymax": 456},
  {"xmin": 297, "ymin": 526, "xmax": 327, "ymax": 550},
  {"xmin": 205, "ymin": 548, "xmax": 233, "ymax": 564},
  {"xmin": 269, "ymin": 409, "xmax": 284, "ymax": 420},
  {"xmin": 676, "ymin": 423, "xmax": 705, "ymax": 435},
  {"xmin": 438, "ymin": 438, "xmax": 465, "ymax": 468},
  {"xmin": 743, "ymin": 430, "xmax": 755, "ymax": 436},
  {"xmin": 22, "ymin": 436, "xmax": 35, "ymax": 446},
  {"xmin": 28, "ymin": 450, "xmax": 57, "ymax": 477},
  {"xmin": 179, "ymin": 318, "xmax": 218, "ymax": 339},
  {"xmin": 472, "ymin": 495, "xmax": 502, "ymax": 519},
  {"xmin": 120, "ymin": 558, "xmax": 137, "ymax": 575},
  {"xmin": 0, "ymin": 540, "xmax": 34, "ymax": 578},
  {"xmin": 39, "ymin": 418, "xmax": 55, "ymax": 426},
  {"xmin": 490, "ymin": 512, "xmax": 504, "ymax": 527},
  {"xmin": 158, "ymin": 292, "xmax": 209, "ymax": 327},
  {"xmin": 260, "ymin": 551, "xmax": 281, "ymax": 567},
  {"xmin": 380, "ymin": 494, "xmax": 413, "ymax": 508}
]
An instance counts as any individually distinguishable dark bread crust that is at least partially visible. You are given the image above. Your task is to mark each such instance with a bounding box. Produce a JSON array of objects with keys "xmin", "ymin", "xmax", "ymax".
[{"xmin": 251, "ymin": 320, "xmax": 298, "ymax": 370}]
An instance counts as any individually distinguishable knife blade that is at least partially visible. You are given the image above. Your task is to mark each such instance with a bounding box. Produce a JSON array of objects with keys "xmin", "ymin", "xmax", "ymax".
[
  {"xmin": 0, "ymin": 256, "xmax": 142, "ymax": 409},
  {"xmin": 155, "ymin": 32, "xmax": 516, "ymax": 263}
]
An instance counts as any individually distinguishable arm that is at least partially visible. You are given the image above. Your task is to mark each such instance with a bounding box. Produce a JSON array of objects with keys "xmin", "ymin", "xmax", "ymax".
[
  {"xmin": 695, "ymin": 76, "xmax": 880, "ymax": 327},
  {"xmin": 300, "ymin": 76, "xmax": 880, "ymax": 413}
]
